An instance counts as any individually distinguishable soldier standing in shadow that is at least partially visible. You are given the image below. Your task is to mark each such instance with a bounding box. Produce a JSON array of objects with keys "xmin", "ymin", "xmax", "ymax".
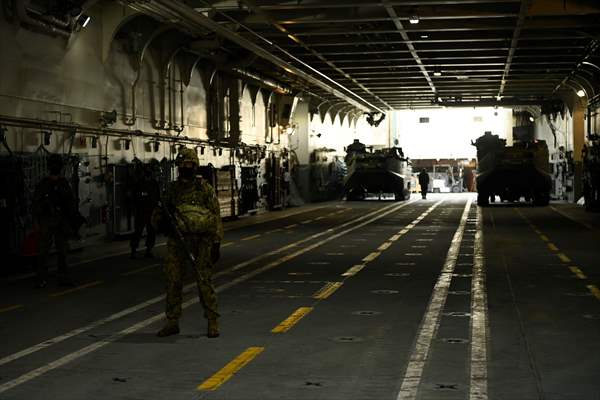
[
  {"xmin": 33, "ymin": 154, "xmax": 79, "ymax": 288},
  {"xmin": 418, "ymin": 169, "xmax": 430, "ymax": 200},
  {"xmin": 130, "ymin": 165, "xmax": 160, "ymax": 259},
  {"xmin": 153, "ymin": 148, "xmax": 223, "ymax": 338}
]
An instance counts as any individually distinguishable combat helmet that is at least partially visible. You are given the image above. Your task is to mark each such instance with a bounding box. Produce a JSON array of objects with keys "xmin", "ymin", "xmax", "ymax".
[{"xmin": 176, "ymin": 148, "xmax": 199, "ymax": 167}]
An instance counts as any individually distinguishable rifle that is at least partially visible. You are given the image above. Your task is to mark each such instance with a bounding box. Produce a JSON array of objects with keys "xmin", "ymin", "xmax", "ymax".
[{"xmin": 158, "ymin": 201, "xmax": 197, "ymax": 266}]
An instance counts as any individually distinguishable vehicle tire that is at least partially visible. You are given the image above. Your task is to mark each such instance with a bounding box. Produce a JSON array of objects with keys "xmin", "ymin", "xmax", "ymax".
[
  {"xmin": 477, "ymin": 192, "xmax": 489, "ymax": 207},
  {"xmin": 533, "ymin": 192, "xmax": 550, "ymax": 206},
  {"xmin": 452, "ymin": 186, "xmax": 460, "ymax": 193}
]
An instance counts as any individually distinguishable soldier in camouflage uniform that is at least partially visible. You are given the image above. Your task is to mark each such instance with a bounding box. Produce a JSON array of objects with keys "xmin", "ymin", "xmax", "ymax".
[
  {"xmin": 33, "ymin": 154, "xmax": 77, "ymax": 288},
  {"xmin": 155, "ymin": 148, "xmax": 223, "ymax": 338}
]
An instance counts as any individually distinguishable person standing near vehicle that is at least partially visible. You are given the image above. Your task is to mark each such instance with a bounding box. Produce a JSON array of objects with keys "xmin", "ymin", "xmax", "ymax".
[
  {"xmin": 130, "ymin": 165, "xmax": 160, "ymax": 259},
  {"xmin": 33, "ymin": 154, "xmax": 78, "ymax": 288},
  {"xmin": 418, "ymin": 169, "xmax": 430, "ymax": 200},
  {"xmin": 154, "ymin": 148, "xmax": 223, "ymax": 338}
]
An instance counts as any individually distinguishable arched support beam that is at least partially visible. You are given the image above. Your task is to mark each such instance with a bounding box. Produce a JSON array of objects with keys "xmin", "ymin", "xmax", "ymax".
[
  {"xmin": 324, "ymin": 102, "xmax": 346, "ymax": 125},
  {"xmin": 317, "ymin": 100, "xmax": 331, "ymax": 124}
]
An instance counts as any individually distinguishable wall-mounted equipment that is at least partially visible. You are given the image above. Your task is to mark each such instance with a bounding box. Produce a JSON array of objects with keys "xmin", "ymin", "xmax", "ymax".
[{"xmin": 42, "ymin": 130, "xmax": 52, "ymax": 145}]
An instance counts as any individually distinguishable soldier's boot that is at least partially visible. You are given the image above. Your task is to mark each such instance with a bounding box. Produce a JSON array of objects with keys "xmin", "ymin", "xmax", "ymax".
[
  {"xmin": 156, "ymin": 321, "xmax": 180, "ymax": 337},
  {"xmin": 207, "ymin": 318, "xmax": 219, "ymax": 338}
]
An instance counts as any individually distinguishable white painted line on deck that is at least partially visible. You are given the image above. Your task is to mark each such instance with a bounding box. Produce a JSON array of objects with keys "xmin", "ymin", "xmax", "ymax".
[
  {"xmin": 470, "ymin": 206, "xmax": 489, "ymax": 400},
  {"xmin": 396, "ymin": 197, "xmax": 473, "ymax": 400},
  {"xmin": 0, "ymin": 199, "xmax": 419, "ymax": 393},
  {"xmin": 0, "ymin": 201, "xmax": 401, "ymax": 370}
]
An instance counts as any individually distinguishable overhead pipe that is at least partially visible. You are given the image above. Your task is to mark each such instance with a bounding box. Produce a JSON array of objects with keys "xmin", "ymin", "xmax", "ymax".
[
  {"xmin": 582, "ymin": 61, "xmax": 600, "ymax": 73},
  {"xmin": 124, "ymin": 27, "xmax": 173, "ymax": 126},
  {"xmin": 0, "ymin": 114, "xmax": 217, "ymax": 147},
  {"xmin": 123, "ymin": 0, "xmax": 378, "ymax": 113},
  {"xmin": 554, "ymin": 41, "xmax": 600, "ymax": 96},
  {"xmin": 232, "ymin": 68, "xmax": 292, "ymax": 95},
  {"xmin": 178, "ymin": 77, "xmax": 185, "ymax": 135},
  {"xmin": 26, "ymin": 6, "xmax": 72, "ymax": 30},
  {"xmin": 15, "ymin": 0, "xmax": 71, "ymax": 38}
]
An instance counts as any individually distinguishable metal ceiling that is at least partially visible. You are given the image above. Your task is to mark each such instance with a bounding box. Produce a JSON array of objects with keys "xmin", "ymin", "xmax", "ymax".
[{"xmin": 145, "ymin": 0, "xmax": 600, "ymax": 111}]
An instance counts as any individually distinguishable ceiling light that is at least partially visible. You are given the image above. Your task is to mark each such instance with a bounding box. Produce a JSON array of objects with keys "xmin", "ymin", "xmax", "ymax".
[
  {"xmin": 409, "ymin": 16, "xmax": 420, "ymax": 24},
  {"xmin": 433, "ymin": 66, "xmax": 442, "ymax": 76},
  {"xmin": 496, "ymin": 95, "xmax": 502, "ymax": 101},
  {"xmin": 576, "ymin": 89, "xmax": 586, "ymax": 97},
  {"xmin": 420, "ymin": 35, "xmax": 429, "ymax": 39},
  {"xmin": 78, "ymin": 14, "xmax": 91, "ymax": 28},
  {"xmin": 529, "ymin": 116, "xmax": 535, "ymax": 122}
]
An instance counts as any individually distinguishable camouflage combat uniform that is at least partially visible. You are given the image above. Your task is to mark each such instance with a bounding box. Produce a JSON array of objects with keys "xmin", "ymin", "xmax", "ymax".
[
  {"xmin": 156, "ymin": 148, "xmax": 223, "ymax": 337},
  {"xmin": 162, "ymin": 178, "xmax": 223, "ymax": 322}
]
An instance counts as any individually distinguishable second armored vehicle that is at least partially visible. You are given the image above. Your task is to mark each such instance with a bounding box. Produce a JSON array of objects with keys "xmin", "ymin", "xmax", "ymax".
[
  {"xmin": 343, "ymin": 139, "xmax": 412, "ymax": 201},
  {"xmin": 473, "ymin": 132, "xmax": 552, "ymax": 206}
]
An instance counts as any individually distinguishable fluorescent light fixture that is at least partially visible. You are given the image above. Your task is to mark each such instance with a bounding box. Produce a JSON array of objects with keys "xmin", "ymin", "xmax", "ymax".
[
  {"xmin": 576, "ymin": 89, "xmax": 586, "ymax": 97},
  {"xmin": 433, "ymin": 71, "xmax": 442, "ymax": 76},
  {"xmin": 81, "ymin": 15, "xmax": 91, "ymax": 28},
  {"xmin": 529, "ymin": 116, "xmax": 535, "ymax": 122},
  {"xmin": 420, "ymin": 35, "xmax": 429, "ymax": 39},
  {"xmin": 409, "ymin": 16, "xmax": 420, "ymax": 24}
]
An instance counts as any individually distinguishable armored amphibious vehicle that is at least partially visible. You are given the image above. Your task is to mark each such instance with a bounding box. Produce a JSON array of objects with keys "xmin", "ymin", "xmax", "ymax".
[
  {"xmin": 473, "ymin": 132, "xmax": 552, "ymax": 206},
  {"xmin": 343, "ymin": 140, "xmax": 412, "ymax": 201}
]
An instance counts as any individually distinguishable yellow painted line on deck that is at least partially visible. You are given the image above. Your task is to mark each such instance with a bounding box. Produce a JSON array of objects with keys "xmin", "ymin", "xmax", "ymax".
[
  {"xmin": 300, "ymin": 219, "xmax": 313, "ymax": 224},
  {"xmin": 362, "ymin": 251, "xmax": 381, "ymax": 263},
  {"xmin": 540, "ymin": 235, "xmax": 550, "ymax": 242},
  {"xmin": 121, "ymin": 264, "xmax": 159, "ymax": 277},
  {"xmin": 378, "ymin": 242, "xmax": 392, "ymax": 251},
  {"xmin": 241, "ymin": 234, "xmax": 261, "ymax": 241},
  {"xmin": 0, "ymin": 304, "xmax": 24, "ymax": 314},
  {"xmin": 314, "ymin": 216, "xmax": 325, "ymax": 221},
  {"xmin": 221, "ymin": 242, "xmax": 233, "ymax": 247},
  {"xmin": 587, "ymin": 285, "xmax": 600, "ymax": 301},
  {"xmin": 342, "ymin": 264, "xmax": 365, "ymax": 277},
  {"xmin": 50, "ymin": 280, "xmax": 103, "ymax": 298},
  {"xmin": 569, "ymin": 266, "xmax": 587, "ymax": 280},
  {"xmin": 556, "ymin": 253, "xmax": 571, "ymax": 263},
  {"xmin": 284, "ymin": 224, "xmax": 298, "ymax": 229},
  {"xmin": 313, "ymin": 282, "xmax": 343, "ymax": 299},
  {"xmin": 265, "ymin": 228, "xmax": 283, "ymax": 234},
  {"xmin": 547, "ymin": 243, "xmax": 559, "ymax": 252},
  {"xmin": 198, "ymin": 347, "xmax": 265, "ymax": 391},
  {"xmin": 389, "ymin": 234, "xmax": 402, "ymax": 242},
  {"xmin": 271, "ymin": 307, "xmax": 313, "ymax": 333}
]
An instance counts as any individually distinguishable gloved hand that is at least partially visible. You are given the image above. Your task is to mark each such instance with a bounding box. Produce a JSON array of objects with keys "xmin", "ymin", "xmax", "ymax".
[{"xmin": 210, "ymin": 241, "xmax": 221, "ymax": 264}]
